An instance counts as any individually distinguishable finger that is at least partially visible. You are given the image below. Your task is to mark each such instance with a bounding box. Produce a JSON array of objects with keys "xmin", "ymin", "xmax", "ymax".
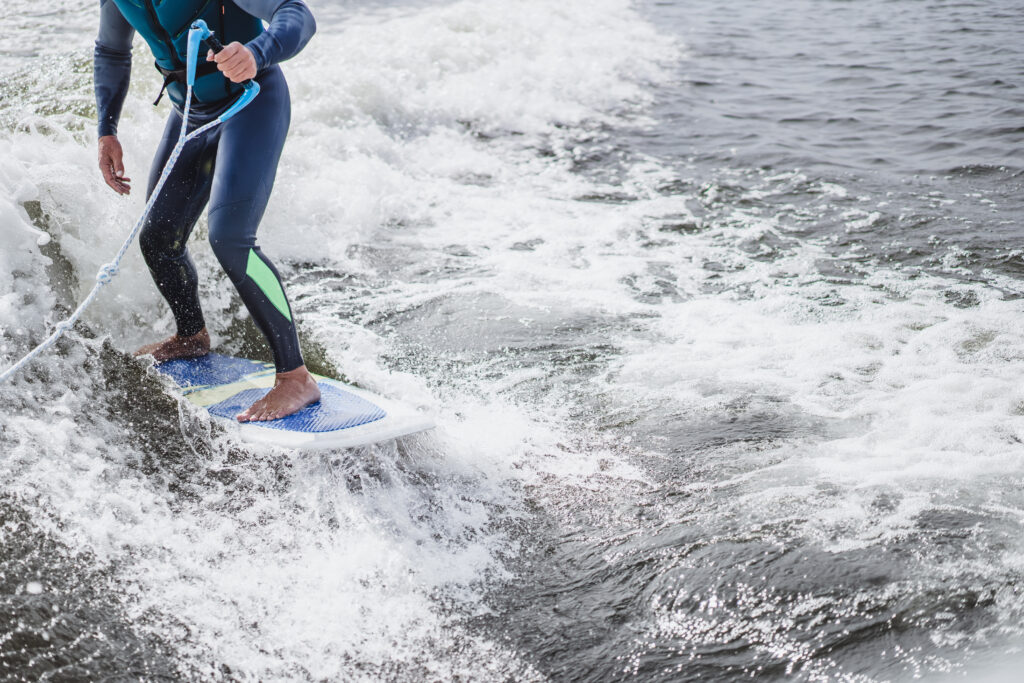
[
  {"xmin": 218, "ymin": 51, "xmax": 246, "ymax": 71},
  {"xmin": 233, "ymin": 61, "xmax": 257, "ymax": 82},
  {"xmin": 101, "ymin": 163, "xmax": 120, "ymax": 192},
  {"xmin": 217, "ymin": 61, "xmax": 237, "ymax": 79},
  {"xmin": 213, "ymin": 44, "xmax": 240, "ymax": 63},
  {"xmin": 105, "ymin": 169, "xmax": 131, "ymax": 195},
  {"xmin": 223, "ymin": 46, "xmax": 251, "ymax": 68},
  {"xmin": 100, "ymin": 160, "xmax": 114, "ymax": 185},
  {"xmin": 106, "ymin": 177, "xmax": 127, "ymax": 195}
]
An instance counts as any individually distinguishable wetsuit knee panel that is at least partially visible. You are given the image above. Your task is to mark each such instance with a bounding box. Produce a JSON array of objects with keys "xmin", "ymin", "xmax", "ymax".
[
  {"xmin": 139, "ymin": 221, "xmax": 187, "ymax": 263},
  {"xmin": 207, "ymin": 236, "xmax": 250, "ymax": 282},
  {"xmin": 207, "ymin": 196, "xmax": 264, "ymax": 275}
]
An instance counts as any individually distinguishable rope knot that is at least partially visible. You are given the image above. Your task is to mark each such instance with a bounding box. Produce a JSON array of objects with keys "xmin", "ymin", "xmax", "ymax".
[
  {"xmin": 55, "ymin": 321, "xmax": 72, "ymax": 334},
  {"xmin": 96, "ymin": 263, "xmax": 119, "ymax": 284}
]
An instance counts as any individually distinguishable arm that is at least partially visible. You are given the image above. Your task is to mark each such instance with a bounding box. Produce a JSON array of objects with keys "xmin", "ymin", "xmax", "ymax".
[
  {"xmin": 234, "ymin": 0, "xmax": 317, "ymax": 71},
  {"xmin": 94, "ymin": 0, "xmax": 135, "ymax": 194},
  {"xmin": 94, "ymin": 0, "xmax": 134, "ymax": 138}
]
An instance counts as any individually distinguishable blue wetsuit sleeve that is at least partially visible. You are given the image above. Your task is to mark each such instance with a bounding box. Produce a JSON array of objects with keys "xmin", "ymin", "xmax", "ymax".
[
  {"xmin": 94, "ymin": 0, "xmax": 134, "ymax": 138},
  {"xmin": 234, "ymin": 0, "xmax": 317, "ymax": 72}
]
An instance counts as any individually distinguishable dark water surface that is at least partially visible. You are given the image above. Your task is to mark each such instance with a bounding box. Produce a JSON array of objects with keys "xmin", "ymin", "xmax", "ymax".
[{"xmin": 1, "ymin": 0, "xmax": 1023, "ymax": 680}]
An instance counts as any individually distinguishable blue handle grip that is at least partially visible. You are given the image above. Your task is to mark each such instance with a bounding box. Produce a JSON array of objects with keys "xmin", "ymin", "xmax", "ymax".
[
  {"xmin": 218, "ymin": 81, "xmax": 260, "ymax": 122},
  {"xmin": 187, "ymin": 20, "xmax": 213, "ymax": 86}
]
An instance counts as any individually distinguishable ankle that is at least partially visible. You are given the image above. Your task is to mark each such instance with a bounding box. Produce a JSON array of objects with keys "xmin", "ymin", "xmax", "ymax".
[
  {"xmin": 276, "ymin": 365, "xmax": 313, "ymax": 382},
  {"xmin": 174, "ymin": 328, "xmax": 208, "ymax": 343}
]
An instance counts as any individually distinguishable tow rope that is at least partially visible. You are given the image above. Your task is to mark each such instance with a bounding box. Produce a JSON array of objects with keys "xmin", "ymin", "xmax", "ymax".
[{"xmin": 0, "ymin": 20, "xmax": 259, "ymax": 384}]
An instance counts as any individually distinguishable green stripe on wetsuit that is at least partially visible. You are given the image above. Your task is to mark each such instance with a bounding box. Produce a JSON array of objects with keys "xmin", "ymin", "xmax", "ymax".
[{"xmin": 246, "ymin": 248, "xmax": 292, "ymax": 321}]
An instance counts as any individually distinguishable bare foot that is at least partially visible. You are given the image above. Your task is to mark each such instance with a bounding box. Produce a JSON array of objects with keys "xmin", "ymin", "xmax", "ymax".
[
  {"xmin": 237, "ymin": 365, "xmax": 321, "ymax": 422},
  {"xmin": 134, "ymin": 328, "xmax": 211, "ymax": 362}
]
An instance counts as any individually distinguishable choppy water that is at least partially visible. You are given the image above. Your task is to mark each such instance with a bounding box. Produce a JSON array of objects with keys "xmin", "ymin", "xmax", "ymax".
[{"xmin": 2, "ymin": 0, "xmax": 1023, "ymax": 680}]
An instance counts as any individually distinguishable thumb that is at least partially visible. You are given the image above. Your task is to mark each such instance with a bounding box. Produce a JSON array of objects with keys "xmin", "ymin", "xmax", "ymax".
[{"xmin": 111, "ymin": 144, "xmax": 125, "ymax": 178}]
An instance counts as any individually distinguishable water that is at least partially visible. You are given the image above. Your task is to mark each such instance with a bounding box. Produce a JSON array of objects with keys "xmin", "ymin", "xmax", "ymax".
[{"xmin": 2, "ymin": 0, "xmax": 1023, "ymax": 680}]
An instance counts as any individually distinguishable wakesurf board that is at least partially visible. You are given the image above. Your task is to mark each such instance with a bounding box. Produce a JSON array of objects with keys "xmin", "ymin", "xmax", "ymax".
[{"xmin": 156, "ymin": 353, "xmax": 434, "ymax": 449}]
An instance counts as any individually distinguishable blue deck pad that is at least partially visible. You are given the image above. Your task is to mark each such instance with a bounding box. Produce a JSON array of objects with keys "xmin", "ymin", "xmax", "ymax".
[
  {"xmin": 206, "ymin": 385, "xmax": 386, "ymax": 433},
  {"xmin": 159, "ymin": 353, "xmax": 272, "ymax": 388},
  {"xmin": 156, "ymin": 352, "xmax": 387, "ymax": 433}
]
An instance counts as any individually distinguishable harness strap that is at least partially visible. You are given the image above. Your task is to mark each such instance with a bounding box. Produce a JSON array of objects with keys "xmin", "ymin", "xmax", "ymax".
[{"xmin": 153, "ymin": 61, "xmax": 221, "ymax": 105}]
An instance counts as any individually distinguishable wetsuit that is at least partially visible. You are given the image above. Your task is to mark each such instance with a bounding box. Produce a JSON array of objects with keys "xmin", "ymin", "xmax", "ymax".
[{"xmin": 93, "ymin": 0, "xmax": 316, "ymax": 372}]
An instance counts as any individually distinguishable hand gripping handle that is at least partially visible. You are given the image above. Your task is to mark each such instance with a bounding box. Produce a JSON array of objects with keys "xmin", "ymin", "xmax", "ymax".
[{"xmin": 187, "ymin": 20, "xmax": 260, "ymax": 123}]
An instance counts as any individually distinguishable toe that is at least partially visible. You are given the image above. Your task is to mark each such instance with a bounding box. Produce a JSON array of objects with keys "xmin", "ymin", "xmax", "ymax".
[{"xmin": 238, "ymin": 402, "xmax": 262, "ymax": 422}]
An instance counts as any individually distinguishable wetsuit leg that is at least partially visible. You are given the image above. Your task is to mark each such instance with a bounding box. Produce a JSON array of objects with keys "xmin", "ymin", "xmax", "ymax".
[
  {"xmin": 207, "ymin": 65, "xmax": 304, "ymax": 372},
  {"xmin": 138, "ymin": 112, "xmax": 219, "ymax": 337}
]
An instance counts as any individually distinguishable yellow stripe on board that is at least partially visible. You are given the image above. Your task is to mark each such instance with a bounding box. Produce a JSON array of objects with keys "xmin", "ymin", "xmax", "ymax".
[{"xmin": 184, "ymin": 369, "xmax": 276, "ymax": 407}]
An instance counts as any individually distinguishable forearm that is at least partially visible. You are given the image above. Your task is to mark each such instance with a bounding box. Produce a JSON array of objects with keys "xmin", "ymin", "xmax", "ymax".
[
  {"xmin": 94, "ymin": 0, "xmax": 135, "ymax": 138},
  {"xmin": 94, "ymin": 43, "xmax": 132, "ymax": 138},
  {"xmin": 238, "ymin": 0, "xmax": 317, "ymax": 71}
]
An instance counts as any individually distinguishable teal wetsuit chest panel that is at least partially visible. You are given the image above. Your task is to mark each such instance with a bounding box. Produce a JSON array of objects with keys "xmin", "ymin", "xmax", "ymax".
[{"xmin": 111, "ymin": 0, "xmax": 264, "ymax": 104}]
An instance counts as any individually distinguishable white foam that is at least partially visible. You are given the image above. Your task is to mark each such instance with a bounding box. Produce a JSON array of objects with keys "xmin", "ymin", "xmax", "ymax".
[
  {"xmin": 0, "ymin": 147, "xmax": 53, "ymax": 339},
  {"xmin": 608, "ymin": 249, "xmax": 1024, "ymax": 548},
  {"xmin": 263, "ymin": 0, "xmax": 675, "ymax": 264}
]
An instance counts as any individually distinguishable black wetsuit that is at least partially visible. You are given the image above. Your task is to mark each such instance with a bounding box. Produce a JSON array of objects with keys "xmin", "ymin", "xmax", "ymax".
[{"xmin": 93, "ymin": 0, "xmax": 316, "ymax": 372}]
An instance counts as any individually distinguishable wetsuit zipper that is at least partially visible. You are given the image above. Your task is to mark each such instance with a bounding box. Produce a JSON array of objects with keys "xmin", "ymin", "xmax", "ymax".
[
  {"xmin": 173, "ymin": 0, "xmax": 217, "ymax": 39},
  {"xmin": 142, "ymin": 0, "xmax": 183, "ymax": 68}
]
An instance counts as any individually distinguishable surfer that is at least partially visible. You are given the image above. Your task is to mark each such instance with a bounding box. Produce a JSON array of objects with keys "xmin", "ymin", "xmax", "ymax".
[{"xmin": 93, "ymin": 0, "xmax": 321, "ymax": 422}]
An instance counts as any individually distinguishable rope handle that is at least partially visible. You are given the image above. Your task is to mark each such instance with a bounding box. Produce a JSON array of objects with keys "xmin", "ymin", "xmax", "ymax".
[
  {"xmin": 188, "ymin": 20, "xmax": 261, "ymax": 124},
  {"xmin": 205, "ymin": 35, "xmax": 226, "ymax": 54}
]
